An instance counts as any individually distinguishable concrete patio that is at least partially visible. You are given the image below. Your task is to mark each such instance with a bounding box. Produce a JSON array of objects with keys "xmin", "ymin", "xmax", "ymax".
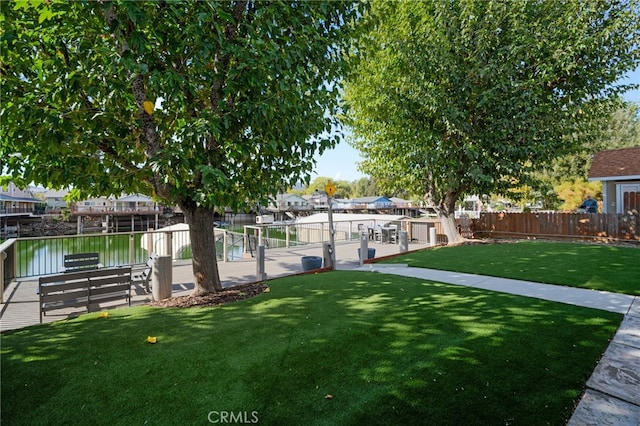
[{"xmin": 1, "ymin": 240, "xmax": 425, "ymax": 332}]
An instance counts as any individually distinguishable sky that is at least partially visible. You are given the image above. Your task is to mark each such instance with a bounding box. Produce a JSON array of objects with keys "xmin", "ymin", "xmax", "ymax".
[{"xmin": 312, "ymin": 67, "xmax": 640, "ymax": 183}]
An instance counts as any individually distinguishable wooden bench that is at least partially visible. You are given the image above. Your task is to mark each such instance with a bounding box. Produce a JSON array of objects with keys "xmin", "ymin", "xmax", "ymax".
[
  {"xmin": 131, "ymin": 256, "xmax": 154, "ymax": 293},
  {"xmin": 38, "ymin": 266, "xmax": 132, "ymax": 323},
  {"xmin": 63, "ymin": 252, "xmax": 101, "ymax": 272}
]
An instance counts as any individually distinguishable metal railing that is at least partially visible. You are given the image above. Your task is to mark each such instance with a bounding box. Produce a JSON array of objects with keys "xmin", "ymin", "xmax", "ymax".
[
  {"xmin": 0, "ymin": 228, "xmax": 259, "ymax": 282},
  {"xmin": 71, "ymin": 206, "xmax": 162, "ymax": 214},
  {"xmin": 242, "ymin": 218, "xmax": 435, "ymax": 255},
  {"xmin": 243, "ymin": 221, "xmax": 368, "ymax": 254},
  {"xmin": 1, "ymin": 219, "xmax": 434, "ymax": 287},
  {"xmin": 1, "ymin": 207, "xmax": 42, "ymax": 215}
]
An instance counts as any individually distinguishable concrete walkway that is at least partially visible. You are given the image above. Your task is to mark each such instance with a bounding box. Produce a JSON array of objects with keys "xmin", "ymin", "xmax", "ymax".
[
  {"xmin": 0, "ymin": 240, "xmax": 425, "ymax": 332},
  {"xmin": 357, "ymin": 264, "xmax": 640, "ymax": 426},
  {"xmin": 1, "ymin": 241, "xmax": 638, "ymax": 424}
]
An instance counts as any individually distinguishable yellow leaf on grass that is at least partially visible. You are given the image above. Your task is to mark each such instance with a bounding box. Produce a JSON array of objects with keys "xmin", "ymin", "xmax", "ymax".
[
  {"xmin": 147, "ymin": 336, "xmax": 157, "ymax": 344},
  {"xmin": 97, "ymin": 312, "xmax": 109, "ymax": 318},
  {"xmin": 143, "ymin": 100, "xmax": 154, "ymax": 115}
]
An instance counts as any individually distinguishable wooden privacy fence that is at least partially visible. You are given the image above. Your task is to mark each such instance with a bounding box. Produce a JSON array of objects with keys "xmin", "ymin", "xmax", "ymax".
[{"xmin": 472, "ymin": 212, "xmax": 639, "ymax": 242}]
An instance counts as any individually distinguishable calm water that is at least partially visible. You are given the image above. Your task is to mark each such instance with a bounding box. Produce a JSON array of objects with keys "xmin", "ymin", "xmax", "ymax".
[
  {"xmin": 17, "ymin": 234, "xmax": 149, "ymax": 277},
  {"xmin": 15, "ymin": 233, "xmax": 244, "ymax": 277}
]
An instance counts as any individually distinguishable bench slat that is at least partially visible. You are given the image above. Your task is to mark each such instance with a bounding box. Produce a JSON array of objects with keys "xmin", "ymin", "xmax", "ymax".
[
  {"xmin": 63, "ymin": 252, "xmax": 101, "ymax": 272},
  {"xmin": 41, "ymin": 289, "xmax": 88, "ymax": 304},
  {"xmin": 38, "ymin": 266, "xmax": 132, "ymax": 322},
  {"xmin": 42, "ymin": 297, "xmax": 89, "ymax": 312},
  {"xmin": 91, "ymin": 290, "xmax": 129, "ymax": 304},
  {"xmin": 40, "ymin": 280, "xmax": 89, "ymax": 293},
  {"xmin": 90, "ymin": 284, "xmax": 130, "ymax": 297},
  {"xmin": 90, "ymin": 275, "xmax": 131, "ymax": 287},
  {"xmin": 40, "ymin": 273, "xmax": 89, "ymax": 285},
  {"xmin": 66, "ymin": 258, "xmax": 99, "ymax": 267}
]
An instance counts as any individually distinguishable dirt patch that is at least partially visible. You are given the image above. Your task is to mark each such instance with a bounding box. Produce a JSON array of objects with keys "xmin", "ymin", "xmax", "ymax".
[{"xmin": 147, "ymin": 282, "xmax": 269, "ymax": 308}]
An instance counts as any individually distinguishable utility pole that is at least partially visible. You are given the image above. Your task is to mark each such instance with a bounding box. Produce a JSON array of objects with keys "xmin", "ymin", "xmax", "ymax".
[{"xmin": 324, "ymin": 181, "xmax": 337, "ymax": 270}]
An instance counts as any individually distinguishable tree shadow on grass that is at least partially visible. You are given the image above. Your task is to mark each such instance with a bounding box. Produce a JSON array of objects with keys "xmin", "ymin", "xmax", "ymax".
[{"xmin": 1, "ymin": 270, "xmax": 621, "ymax": 425}]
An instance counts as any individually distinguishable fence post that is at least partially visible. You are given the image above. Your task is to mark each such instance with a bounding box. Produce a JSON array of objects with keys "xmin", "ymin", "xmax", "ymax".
[
  {"xmin": 406, "ymin": 220, "xmax": 413, "ymax": 242},
  {"xmin": 146, "ymin": 232, "xmax": 154, "ymax": 256},
  {"xmin": 164, "ymin": 231, "xmax": 173, "ymax": 259},
  {"xmin": 243, "ymin": 226, "xmax": 249, "ymax": 256},
  {"xmin": 0, "ymin": 250, "xmax": 5, "ymax": 304},
  {"xmin": 223, "ymin": 230, "xmax": 228, "ymax": 262},
  {"xmin": 256, "ymin": 245, "xmax": 266, "ymax": 281},
  {"xmin": 359, "ymin": 232, "xmax": 368, "ymax": 266},
  {"xmin": 286, "ymin": 225, "xmax": 291, "ymax": 248},
  {"xmin": 129, "ymin": 233, "xmax": 135, "ymax": 264}
]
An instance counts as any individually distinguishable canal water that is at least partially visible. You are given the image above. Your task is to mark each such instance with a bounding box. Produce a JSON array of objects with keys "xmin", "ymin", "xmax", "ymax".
[{"xmin": 13, "ymin": 232, "xmax": 244, "ymax": 277}]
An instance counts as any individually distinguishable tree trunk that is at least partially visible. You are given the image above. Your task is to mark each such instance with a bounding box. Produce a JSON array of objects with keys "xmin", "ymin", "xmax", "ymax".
[
  {"xmin": 438, "ymin": 212, "xmax": 466, "ymax": 245},
  {"xmin": 434, "ymin": 192, "xmax": 466, "ymax": 245},
  {"xmin": 181, "ymin": 204, "xmax": 223, "ymax": 295}
]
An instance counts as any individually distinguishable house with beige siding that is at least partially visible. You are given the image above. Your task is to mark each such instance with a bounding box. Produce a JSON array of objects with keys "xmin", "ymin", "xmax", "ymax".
[{"xmin": 589, "ymin": 147, "xmax": 640, "ymax": 214}]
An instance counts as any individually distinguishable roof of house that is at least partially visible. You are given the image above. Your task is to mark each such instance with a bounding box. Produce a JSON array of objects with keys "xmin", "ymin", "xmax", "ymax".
[
  {"xmin": 43, "ymin": 189, "xmax": 69, "ymax": 198},
  {"xmin": 276, "ymin": 193, "xmax": 307, "ymax": 202},
  {"xmin": 117, "ymin": 194, "xmax": 153, "ymax": 202},
  {"xmin": 351, "ymin": 196, "xmax": 392, "ymax": 204},
  {"xmin": 389, "ymin": 197, "xmax": 410, "ymax": 203},
  {"xmin": 589, "ymin": 147, "xmax": 640, "ymax": 181},
  {"xmin": 0, "ymin": 194, "xmax": 42, "ymax": 203}
]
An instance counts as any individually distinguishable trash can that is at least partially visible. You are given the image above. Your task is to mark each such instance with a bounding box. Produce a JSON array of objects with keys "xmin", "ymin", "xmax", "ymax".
[
  {"xmin": 301, "ymin": 256, "xmax": 323, "ymax": 271},
  {"xmin": 357, "ymin": 248, "xmax": 376, "ymax": 260},
  {"xmin": 152, "ymin": 255, "xmax": 172, "ymax": 301}
]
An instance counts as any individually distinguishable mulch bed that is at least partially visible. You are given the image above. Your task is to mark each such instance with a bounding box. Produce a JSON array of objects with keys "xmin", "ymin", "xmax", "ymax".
[{"xmin": 147, "ymin": 282, "xmax": 269, "ymax": 308}]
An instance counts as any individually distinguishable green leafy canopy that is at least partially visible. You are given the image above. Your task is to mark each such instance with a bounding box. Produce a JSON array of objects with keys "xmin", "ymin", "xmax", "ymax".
[
  {"xmin": 1, "ymin": 0, "xmax": 362, "ymax": 211},
  {"xmin": 344, "ymin": 0, "xmax": 640, "ymax": 218}
]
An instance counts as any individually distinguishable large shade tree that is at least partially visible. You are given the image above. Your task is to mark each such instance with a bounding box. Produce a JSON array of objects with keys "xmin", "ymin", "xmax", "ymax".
[
  {"xmin": 1, "ymin": 0, "xmax": 361, "ymax": 294},
  {"xmin": 343, "ymin": 0, "xmax": 640, "ymax": 243}
]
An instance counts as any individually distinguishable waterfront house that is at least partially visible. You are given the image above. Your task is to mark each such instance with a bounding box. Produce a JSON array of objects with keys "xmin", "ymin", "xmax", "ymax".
[
  {"xmin": 114, "ymin": 194, "xmax": 158, "ymax": 213},
  {"xmin": 350, "ymin": 196, "xmax": 394, "ymax": 210},
  {"xmin": 589, "ymin": 147, "xmax": 640, "ymax": 214},
  {"xmin": 268, "ymin": 194, "xmax": 312, "ymax": 212},
  {"xmin": 41, "ymin": 188, "xmax": 69, "ymax": 213},
  {"xmin": 0, "ymin": 182, "xmax": 43, "ymax": 216}
]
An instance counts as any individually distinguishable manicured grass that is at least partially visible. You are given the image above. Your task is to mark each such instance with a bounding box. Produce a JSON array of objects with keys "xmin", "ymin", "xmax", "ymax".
[
  {"xmin": 2, "ymin": 271, "xmax": 620, "ymax": 425},
  {"xmin": 384, "ymin": 241, "xmax": 640, "ymax": 295}
]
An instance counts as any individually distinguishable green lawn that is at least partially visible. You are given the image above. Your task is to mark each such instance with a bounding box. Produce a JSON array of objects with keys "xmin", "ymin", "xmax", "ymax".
[
  {"xmin": 2, "ymin": 271, "xmax": 620, "ymax": 425},
  {"xmin": 384, "ymin": 240, "xmax": 640, "ymax": 295}
]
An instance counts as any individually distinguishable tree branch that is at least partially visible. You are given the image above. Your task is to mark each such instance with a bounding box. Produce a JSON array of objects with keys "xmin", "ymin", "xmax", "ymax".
[
  {"xmin": 210, "ymin": 1, "xmax": 248, "ymax": 112},
  {"xmin": 101, "ymin": 2, "xmax": 171, "ymax": 199}
]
